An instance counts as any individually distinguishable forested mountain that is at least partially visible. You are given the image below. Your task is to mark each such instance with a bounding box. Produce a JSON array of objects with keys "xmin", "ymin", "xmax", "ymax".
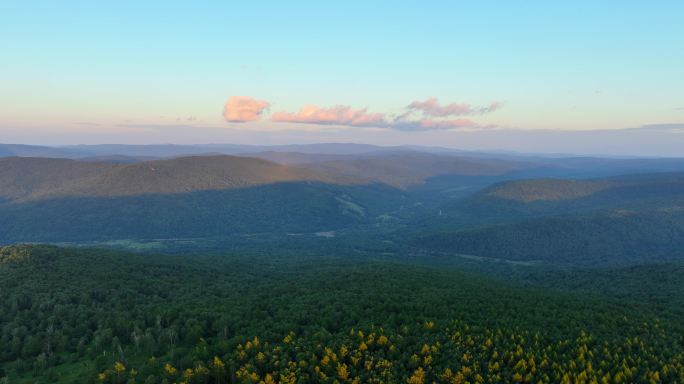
[
  {"xmin": 483, "ymin": 178, "xmax": 618, "ymax": 202},
  {"xmin": 0, "ymin": 155, "xmax": 355, "ymax": 201},
  {"xmin": 0, "ymin": 155, "xmax": 400, "ymax": 242},
  {"xmin": 243, "ymin": 151, "xmax": 354, "ymax": 165},
  {"xmin": 481, "ymin": 173, "xmax": 684, "ymax": 203},
  {"xmin": 299, "ymin": 152, "xmax": 532, "ymax": 188},
  {"xmin": 0, "ymin": 182, "xmax": 406, "ymax": 242},
  {"xmin": 411, "ymin": 173, "xmax": 684, "ymax": 267},
  {"xmin": 0, "ymin": 150, "xmax": 535, "ymax": 202},
  {"xmin": 0, "ymin": 157, "xmax": 118, "ymax": 201},
  {"xmin": 6, "ymin": 142, "xmax": 684, "ymax": 177},
  {"xmin": 3, "ymin": 151, "xmax": 684, "ymax": 263},
  {"xmin": 415, "ymin": 208, "xmax": 684, "ymax": 267}
]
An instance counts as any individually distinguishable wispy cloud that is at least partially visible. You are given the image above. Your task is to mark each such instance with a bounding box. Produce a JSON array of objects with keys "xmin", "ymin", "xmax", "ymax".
[
  {"xmin": 271, "ymin": 105, "xmax": 386, "ymax": 127},
  {"xmin": 223, "ymin": 96, "xmax": 270, "ymax": 122},
  {"xmin": 271, "ymin": 104, "xmax": 481, "ymax": 131},
  {"xmin": 405, "ymin": 98, "xmax": 503, "ymax": 117}
]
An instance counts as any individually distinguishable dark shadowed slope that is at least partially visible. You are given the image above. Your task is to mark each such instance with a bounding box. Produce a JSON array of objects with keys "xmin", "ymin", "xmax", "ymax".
[
  {"xmin": 414, "ymin": 209, "xmax": 684, "ymax": 267},
  {"xmin": 0, "ymin": 183, "xmax": 407, "ymax": 242},
  {"xmin": 411, "ymin": 173, "xmax": 684, "ymax": 267}
]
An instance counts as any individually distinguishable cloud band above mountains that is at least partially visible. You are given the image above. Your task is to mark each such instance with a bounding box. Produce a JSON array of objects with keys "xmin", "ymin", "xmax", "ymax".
[
  {"xmin": 271, "ymin": 105, "xmax": 386, "ymax": 127},
  {"xmin": 406, "ymin": 98, "xmax": 502, "ymax": 117},
  {"xmin": 223, "ymin": 96, "xmax": 501, "ymax": 130}
]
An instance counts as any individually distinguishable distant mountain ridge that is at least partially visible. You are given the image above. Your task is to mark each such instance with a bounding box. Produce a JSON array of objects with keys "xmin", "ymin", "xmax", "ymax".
[
  {"xmin": 0, "ymin": 151, "xmax": 541, "ymax": 200},
  {"xmin": 480, "ymin": 172, "xmax": 684, "ymax": 203},
  {"xmin": 483, "ymin": 179, "xmax": 618, "ymax": 202},
  {"xmin": 299, "ymin": 152, "xmax": 532, "ymax": 188},
  {"xmin": 3, "ymin": 144, "xmax": 684, "ymax": 256},
  {"xmin": 0, "ymin": 155, "xmax": 356, "ymax": 201}
]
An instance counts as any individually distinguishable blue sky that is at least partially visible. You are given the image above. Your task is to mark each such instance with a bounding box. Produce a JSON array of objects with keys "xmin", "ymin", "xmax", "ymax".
[{"xmin": 1, "ymin": 1, "xmax": 683, "ymax": 154}]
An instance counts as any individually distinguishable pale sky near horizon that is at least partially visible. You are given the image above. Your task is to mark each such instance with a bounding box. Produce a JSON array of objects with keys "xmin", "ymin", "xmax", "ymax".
[{"xmin": 1, "ymin": 1, "xmax": 683, "ymax": 155}]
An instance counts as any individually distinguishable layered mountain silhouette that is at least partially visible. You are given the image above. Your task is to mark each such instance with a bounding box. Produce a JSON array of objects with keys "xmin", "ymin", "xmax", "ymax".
[
  {"xmin": 0, "ymin": 155, "xmax": 355, "ymax": 202},
  {"xmin": 2, "ymin": 144, "xmax": 684, "ymax": 268}
]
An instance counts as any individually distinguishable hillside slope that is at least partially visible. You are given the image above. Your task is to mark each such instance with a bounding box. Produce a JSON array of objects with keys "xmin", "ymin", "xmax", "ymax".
[
  {"xmin": 412, "ymin": 173, "xmax": 684, "ymax": 267},
  {"xmin": 483, "ymin": 178, "xmax": 617, "ymax": 202},
  {"xmin": 0, "ymin": 182, "xmax": 407, "ymax": 243},
  {"xmin": 301, "ymin": 152, "xmax": 530, "ymax": 188},
  {"xmin": 482, "ymin": 173, "xmax": 684, "ymax": 203},
  {"xmin": 0, "ymin": 155, "xmax": 358, "ymax": 201},
  {"xmin": 414, "ymin": 208, "xmax": 684, "ymax": 267},
  {"xmin": 0, "ymin": 157, "xmax": 117, "ymax": 201}
]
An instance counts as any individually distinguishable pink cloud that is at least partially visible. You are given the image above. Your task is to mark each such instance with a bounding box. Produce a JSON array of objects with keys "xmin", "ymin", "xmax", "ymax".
[
  {"xmin": 270, "ymin": 103, "xmax": 480, "ymax": 131},
  {"xmin": 220, "ymin": 97, "xmax": 497, "ymax": 131},
  {"xmin": 406, "ymin": 97, "xmax": 503, "ymax": 117},
  {"xmin": 271, "ymin": 105, "xmax": 386, "ymax": 127},
  {"xmin": 223, "ymin": 96, "xmax": 270, "ymax": 122},
  {"xmin": 407, "ymin": 98, "xmax": 473, "ymax": 116}
]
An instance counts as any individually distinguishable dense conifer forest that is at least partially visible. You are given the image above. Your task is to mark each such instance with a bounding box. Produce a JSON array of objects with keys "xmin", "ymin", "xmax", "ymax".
[{"xmin": 2, "ymin": 245, "xmax": 683, "ymax": 383}]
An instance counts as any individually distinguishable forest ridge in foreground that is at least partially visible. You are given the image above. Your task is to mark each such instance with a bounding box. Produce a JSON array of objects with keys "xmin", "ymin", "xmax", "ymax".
[{"xmin": 1, "ymin": 245, "xmax": 683, "ymax": 383}]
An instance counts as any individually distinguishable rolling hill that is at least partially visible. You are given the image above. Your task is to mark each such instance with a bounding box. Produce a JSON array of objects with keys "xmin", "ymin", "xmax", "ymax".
[
  {"xmin": 412, "ymin": 173, "xmax": 684, "ymax": 267},
  {"xmin": 483, "ymin": 178, "xmax": 618, "ymax": 202},
  {"xmin": 414, "ymin": 208, "xmax": 684, "ymax": 267},
  {"xmin": 3, "ymin": 150, "xmax": 684, "ymax": 256},
  {"xmin": 0, "ymin": 157, "xmax": 118, "ymax": 201},
  {"xmin": 0, "ymin": 155, "xmax": 407, "ymax": 243},
  {"xmin": 300, "ymin": 152, "xmax": 532, "ymax": 188},
  {"xmin": 481, "ymin": 172, "xmax": 684, "ymax": 203},
  {"xmin": 0, "ymin": 155, "xmax": 357, "ymax": 201},
  {"xmin": 433, "ymin": 172, "xmax": 684, "ymax": 223},
  {"xmin": 0, "ymin": 182, "xmax": 407, "ymax": 242}
]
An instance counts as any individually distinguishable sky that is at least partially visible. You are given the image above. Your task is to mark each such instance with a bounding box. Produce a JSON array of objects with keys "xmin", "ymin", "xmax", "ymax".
[{"xmin": 1, "ymin": 1, "xmax": 683, "ymax": 155}]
